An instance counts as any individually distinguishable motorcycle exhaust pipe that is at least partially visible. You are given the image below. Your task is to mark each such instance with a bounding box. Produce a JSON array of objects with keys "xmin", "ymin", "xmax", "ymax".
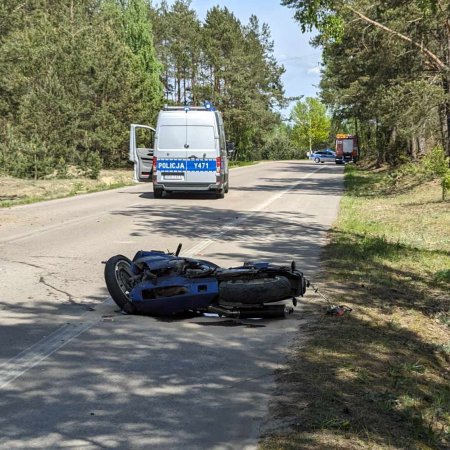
[
  {"xmin": 207, "ymin": 304, "xmax": 294, "ymax": 319},
  {"xmin": 239, "ymin": 305, "xmax": 293, "ymax": 319},
  {"xmin": 207, "ymin": 305, "xmax": 240, "ymax": 318}
]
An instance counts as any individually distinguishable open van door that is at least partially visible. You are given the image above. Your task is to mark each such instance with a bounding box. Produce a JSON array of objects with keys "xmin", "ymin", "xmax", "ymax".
[{"xmin": 129, "ymin": 124, "xmax": 155, "ymax": 182}]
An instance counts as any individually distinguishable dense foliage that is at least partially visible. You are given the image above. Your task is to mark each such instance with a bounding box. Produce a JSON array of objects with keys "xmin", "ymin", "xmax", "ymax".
[
  {"xmin": 283, "ymin": 0, "xmax": 450, "ymax": 167},
  {"xmin": 0, "ymin": 0, "xmax": 163, "ymax": 179},
  {"xmin": 0, "ymin": 0, "xmax": 291, "ymax": 179}
]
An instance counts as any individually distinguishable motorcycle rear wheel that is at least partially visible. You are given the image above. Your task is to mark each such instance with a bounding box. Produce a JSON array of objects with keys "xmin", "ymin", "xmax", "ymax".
[
  {"xmin": 219, "ymin": 276, "xmax": 291, "ymax": 304},
  {"xmin": 104, "ymin": 255, "xmax": 137, "ymax": 313}
]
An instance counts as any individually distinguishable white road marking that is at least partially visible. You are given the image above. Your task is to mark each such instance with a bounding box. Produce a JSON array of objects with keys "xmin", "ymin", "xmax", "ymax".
[
  {"xmin": 0, "ymin": 166, "xmax": 324, "ymax": 389},
  {"xmin": 183, "ymin": 166, "xmax": 322, "ymax": 257},
  {"xmin": 0, "ymin": 323, "xmax": 93, "ymax": 389},
  {"xmin": 0, "ymin": 300, "xmax": 113, "ymax": 389}
]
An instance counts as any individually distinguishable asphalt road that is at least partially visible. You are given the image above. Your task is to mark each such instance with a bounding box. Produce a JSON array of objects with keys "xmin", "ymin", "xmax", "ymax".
[{"xmin": 0, "ymin": 161, "xmax": 344, "ymax": 449}]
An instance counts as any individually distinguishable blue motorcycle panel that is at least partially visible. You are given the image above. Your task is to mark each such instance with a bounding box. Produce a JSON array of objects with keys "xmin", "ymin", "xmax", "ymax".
[{"xmin": 130, "ymin": 277, "xmax": 219, "ymax": 315}]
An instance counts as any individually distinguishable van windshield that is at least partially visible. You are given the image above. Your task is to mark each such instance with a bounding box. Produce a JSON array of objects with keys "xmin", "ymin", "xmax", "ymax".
[
  {"xmin": 186, "ymin": 126, "xmax": 215, "ymax": 149},
  {"xmin": 158, "ymin": 126, "xmax": 186, "ymax": 150},
  {"xmin": 158, "ymin": 125, "xmax": 215, "ymax": 150}
]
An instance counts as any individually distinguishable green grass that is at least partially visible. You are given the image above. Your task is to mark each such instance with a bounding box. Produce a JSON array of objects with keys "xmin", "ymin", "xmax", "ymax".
[
  {"xmin": 261, "ymin": 164, "xmax": 450, "ymax": 450},
  {"xmin": 229, "ymin": 160, "xmax": 259, "ymax": 168}
]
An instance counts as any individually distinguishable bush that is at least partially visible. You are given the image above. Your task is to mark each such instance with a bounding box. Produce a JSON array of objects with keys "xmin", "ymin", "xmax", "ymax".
[
  {"xmin": 442, "ymin": 172, "xmax": 450, "ymax": 201},
  {"xmin": 421, "ymin": 147, "xmax": 450, "ymax": 200},
  {"xmin": 0, "ymin": 130, "xmax": 57, "ymax": 179},
  {"xmin": 388, "ymin": 146, "xmax": 448, "ymax": 181},
  {"xmin": 0, "ymin": 125, "xmax": 103, "ymax": 181},
  {"xmin": 261, "ymin": 134, "xmax": 298, "ymax": 160},
  {"xmin": 0, "ymin": 125, "xmax": 75, "ymax": 179},
  {"xmin": 76, "ymin": 151, "xmax": 103, "ymax": 180},
  {"xmin": 385, "ymin": 146, "xmax": 450, "ymax": 200},
  {"xmin": 422, "ymin": 146, "xmax": 449, "ymax": 178}
]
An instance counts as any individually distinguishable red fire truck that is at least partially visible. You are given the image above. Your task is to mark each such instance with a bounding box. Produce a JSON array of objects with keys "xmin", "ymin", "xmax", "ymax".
[{"xmin": 335, "ymin": 134, "xmax": 359, "ymax": 164}]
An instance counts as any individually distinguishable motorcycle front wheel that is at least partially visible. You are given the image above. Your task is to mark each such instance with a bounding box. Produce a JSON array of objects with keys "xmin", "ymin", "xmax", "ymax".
[
  {"xmin": 104, "ymin": 255, "xmax": 137, "ymax": 313},
  {"xmin": 219, "ymin": 276, "xmax": 291, "ymax": 304}
]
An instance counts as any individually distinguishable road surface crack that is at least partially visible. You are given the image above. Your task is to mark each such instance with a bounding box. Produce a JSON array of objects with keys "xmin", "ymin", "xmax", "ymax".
[
  {"xmin": 39, "ymin": 276, "xmax": 76, "ymax": 304},
  {"xmin": 1, "ymin": 258, "xmax": 46, "ymax": 270}
]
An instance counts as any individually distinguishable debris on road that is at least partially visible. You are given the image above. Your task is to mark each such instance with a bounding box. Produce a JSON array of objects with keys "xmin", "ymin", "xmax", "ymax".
[{"xmin": 325, "ymin": 305, "xmax": 352, "ymax": 316}]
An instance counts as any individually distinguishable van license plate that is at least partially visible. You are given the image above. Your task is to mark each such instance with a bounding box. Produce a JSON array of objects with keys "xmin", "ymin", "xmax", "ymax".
[{"xmin": 163, "ymin": 174, "xmax": 183, "ymax": 180}]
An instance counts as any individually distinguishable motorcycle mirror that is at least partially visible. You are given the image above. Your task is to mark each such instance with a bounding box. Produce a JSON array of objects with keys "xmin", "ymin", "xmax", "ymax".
[{"xmin": 175, "ymin": 243, "xmax": 182, "ymax": 256}]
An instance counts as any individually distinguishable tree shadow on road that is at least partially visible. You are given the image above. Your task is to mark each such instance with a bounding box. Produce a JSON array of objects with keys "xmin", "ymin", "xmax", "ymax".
[{"xmin": 0, "ymin": 297, "xmax": 305, "ymax": 449}]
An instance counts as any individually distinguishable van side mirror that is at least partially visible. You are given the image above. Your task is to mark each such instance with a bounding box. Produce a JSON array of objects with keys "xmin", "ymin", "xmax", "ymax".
[{"xmin": 226, "ymin": 141, "xmax": 235, "ymax": 155}]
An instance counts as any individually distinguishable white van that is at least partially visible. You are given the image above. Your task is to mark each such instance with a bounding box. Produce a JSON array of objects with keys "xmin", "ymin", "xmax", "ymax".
[{"xmin": 130, "ymin": 105, "xmax": 231, "ymax": 198}]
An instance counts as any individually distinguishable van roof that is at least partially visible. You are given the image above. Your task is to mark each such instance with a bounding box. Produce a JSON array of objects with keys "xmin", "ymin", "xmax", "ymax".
[
  {"xmin": 163, "ymin": 106, "xmax": 211, "ymax": 111},
  {"xmin": 157, "ymin": 109, "xmax": 218, "ymax": 127}
]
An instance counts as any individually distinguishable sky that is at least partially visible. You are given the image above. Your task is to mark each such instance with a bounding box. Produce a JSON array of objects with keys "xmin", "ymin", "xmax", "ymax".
[{"xmin": 159, "ymin": 0, "xmax": 322, "ymax": 117}]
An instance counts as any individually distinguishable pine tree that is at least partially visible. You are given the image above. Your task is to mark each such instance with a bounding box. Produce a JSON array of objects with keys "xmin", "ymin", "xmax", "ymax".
[{"xmin": 0, "ymin": 0, "xmax": 164, "ymax": 177}]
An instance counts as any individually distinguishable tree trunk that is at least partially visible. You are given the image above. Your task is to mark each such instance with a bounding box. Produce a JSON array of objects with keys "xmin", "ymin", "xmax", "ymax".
[
  {"xmin": 409, "ymin": 138, "xmax": 415, "ymax": 159},
  {"xmin": 443, "ymin": 76, "xmax": 450, "ymax": 160},
  {"xmin": 445, "ymin": 104, "xmax": 450, "ymax": 159},
  {"xmin": 376, "ymin": 120, "xmax": 385, "ymax": 167},
  {"xmin": 191, "ymin": 65, "xmax": 196, "ymax": 104},
  {"xmin": 444, "ymin": 9, "xmax": 450, "ymax": 161}
]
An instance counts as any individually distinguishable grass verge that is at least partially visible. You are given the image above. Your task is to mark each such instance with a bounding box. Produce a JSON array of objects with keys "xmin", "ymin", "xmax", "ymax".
[
  {"xmin": 229, "ymin": 160, "xmax": 259, "ymax": 168},
  {"xmin": 261, "ymin": 163, "xmax": 450, "ymax": 449},
  {"xmin": 0, "ymin": 169, "xmax": 135, "ymax": 208}
]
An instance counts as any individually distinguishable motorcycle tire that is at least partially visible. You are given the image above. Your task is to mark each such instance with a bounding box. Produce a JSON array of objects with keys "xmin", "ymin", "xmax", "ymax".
[
  {"xmin": 219, "ymin": 276, "xmax": 291, "ymax": 304},
  {"xmin": 104, "ymin": 255, "xmax": 137, "ymax": 314}
]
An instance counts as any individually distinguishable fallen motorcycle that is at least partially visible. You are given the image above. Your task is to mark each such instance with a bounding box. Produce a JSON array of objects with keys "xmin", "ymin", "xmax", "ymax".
[{"xmin": 104, "ymin": 244, "xmax": 308, "ymax": 319}]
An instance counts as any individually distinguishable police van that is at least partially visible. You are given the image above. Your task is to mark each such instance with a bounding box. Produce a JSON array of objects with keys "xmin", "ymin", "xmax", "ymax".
[{"xmin": 129, "ymin": 104, "xmax": 232, "ymax": 198}]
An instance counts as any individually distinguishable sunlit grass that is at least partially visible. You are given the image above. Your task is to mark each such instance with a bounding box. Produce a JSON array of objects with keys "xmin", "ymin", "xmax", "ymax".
[{"xmin": 0, "ymin": 169, "xmax": 135, "ymax": 207}]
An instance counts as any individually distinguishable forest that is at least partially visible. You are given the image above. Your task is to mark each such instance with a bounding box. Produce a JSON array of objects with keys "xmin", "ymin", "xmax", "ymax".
[
  {"xmin": 1, "ymin": 0, "xmax": 449, "ymax": 180},
  {"xmin": 284, "ymin": 0, "xmax": 450, "ymax": 167},
  {"xmin": 0, "ymin": 0, "xmax": 294, "ymax": 180}
]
